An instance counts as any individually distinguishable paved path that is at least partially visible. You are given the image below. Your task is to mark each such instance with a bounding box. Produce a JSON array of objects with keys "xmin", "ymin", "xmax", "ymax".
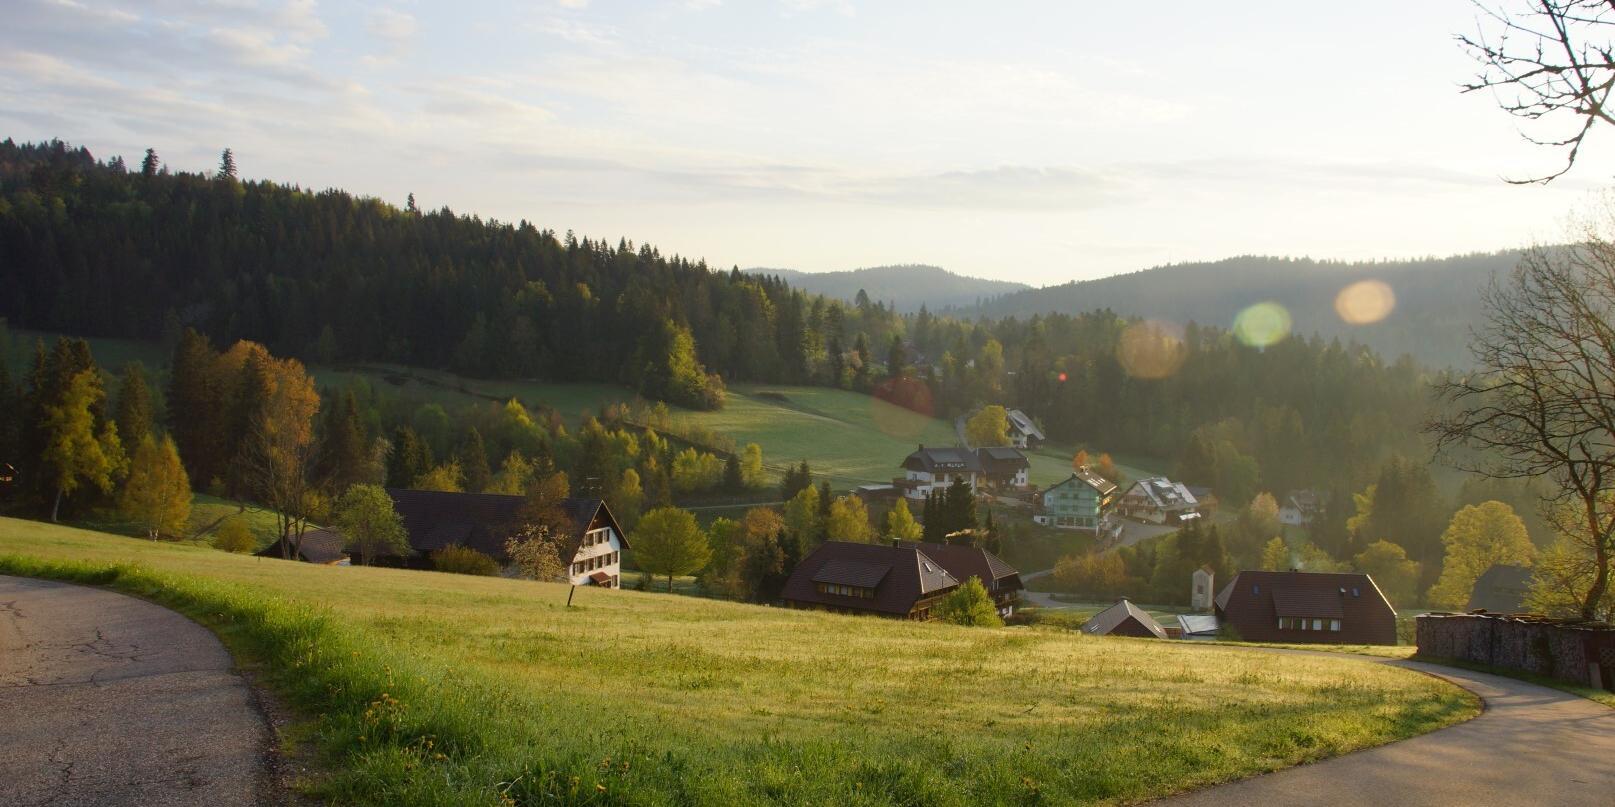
[
  {"xmin": 1161, "ymin": 656, "xmax": 1615, "ymax": 806},
  {"xmin": 0, "ymin": 575, "xmax": 277, "ymax": 807}
]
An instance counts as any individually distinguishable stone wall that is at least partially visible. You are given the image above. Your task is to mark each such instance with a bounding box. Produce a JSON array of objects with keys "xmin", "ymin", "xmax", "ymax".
[{"xmin": 1416, "ymin": 613, "xmax": 1615, "ymax": 690}]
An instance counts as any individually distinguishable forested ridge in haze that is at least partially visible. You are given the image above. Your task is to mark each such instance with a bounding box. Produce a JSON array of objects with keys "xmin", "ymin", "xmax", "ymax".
[
  {"xmin": 745, "ymin": 264, "xmax": 1031, "ymax": 312},
  {"xmin": 0, "ymin": 139, "xmax": 911, "ymax": 409},
  {"xmin": 953, "ymin": 253, "xmax": 1520, "ymax": 368}
]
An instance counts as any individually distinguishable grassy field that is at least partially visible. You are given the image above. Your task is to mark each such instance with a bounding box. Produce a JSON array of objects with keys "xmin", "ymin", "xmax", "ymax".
[{"xmin": 0, "ymin": 517, "xmax": 1477, "ymax": 806}]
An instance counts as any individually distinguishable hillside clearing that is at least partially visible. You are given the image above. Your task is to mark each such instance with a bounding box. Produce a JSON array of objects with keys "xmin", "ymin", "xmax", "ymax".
[
  {"xmin": 8, "ymin": 330, "xmax": 1162, "ymax": 490},
  {"xmin": 0, "ymin": 518, "xmax": 1474, "ymax": 806}
]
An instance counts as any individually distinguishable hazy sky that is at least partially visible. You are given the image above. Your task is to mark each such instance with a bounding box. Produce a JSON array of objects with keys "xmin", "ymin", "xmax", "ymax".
[{"xmin": 5, "ymin": 0, "xmax": 1612, "ymax": 285}]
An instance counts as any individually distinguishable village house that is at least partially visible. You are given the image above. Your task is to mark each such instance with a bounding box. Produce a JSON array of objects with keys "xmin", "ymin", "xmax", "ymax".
[
  {"xmin": 896, "ymin": 445, "xmax": 981, "ymax": 501},
  {"xmin": 1176, "ymin": 613, "xmax": 1220, "ymax": 640},
  {"xmin": 383, "ymin": 489, "xmax": 629, "ymax": 588},
  {"xmin": 1005, "ymin": 408, "xmax": 1045, "ymax": 450},
  {"xmin": 1117, "ymin": 477, "xmax": 1202, "ymax": 524},
  {"xmin": 1278, "ymin": 490, "xmax": 1325, "ymax": 527},
  {"xmin": 1032, "ymin": 466, "xmax": 1117, "ymax": 531},
  {"xmin": 781, "ymin": 540, "xmax": 1022, "ymax": 619},
  {"xmin": 256, "ymin": 528, "xmax": 350, "ymax": 565},
  {"xmin": 1082, "ymin": 599, "xmax": 1169, "ymax": 639},
  {"xmin": 896, "ymin": 445, "xmax": 1032, "ymax": 500},
  {"xmin": 976, "ymin": 446, "xmax": 1031, "ymax": 490},
  {"xmin": 1214, "ymin": 569, "xmax": 1398, "ymax": 645}
]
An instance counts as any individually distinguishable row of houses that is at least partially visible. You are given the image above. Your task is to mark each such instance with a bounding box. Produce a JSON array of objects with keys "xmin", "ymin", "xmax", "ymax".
[
  {"xmin": 1084, "ymin": 569, "xmax": 1401, "ymax": 645},
  {"xmin": 260, "ymin": 489, "xmax": 631, "ymax": 589}
]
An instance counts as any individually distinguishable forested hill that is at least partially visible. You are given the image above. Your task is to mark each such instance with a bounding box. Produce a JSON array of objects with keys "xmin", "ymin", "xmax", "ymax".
[
  {"xmin": 953, "ymin": 253, "xmax": 1521, "ymax": 368},
  {"xmin": 746, "ymin": 265, "xmax": 1030, "ymax": 312},
  {"xmin": 0, "ymin": 139, "xmax": 907, "ymax": 409}
]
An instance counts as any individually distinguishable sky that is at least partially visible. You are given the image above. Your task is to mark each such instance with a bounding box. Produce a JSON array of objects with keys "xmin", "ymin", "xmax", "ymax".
[{"xmin": 4, "ymin": 0, "xmax": 1613, "ymax": 286}]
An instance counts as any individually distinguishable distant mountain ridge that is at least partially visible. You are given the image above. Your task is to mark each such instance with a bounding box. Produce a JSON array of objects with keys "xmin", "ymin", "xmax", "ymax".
[
  {"xmin": 952, "ymin": 252, "xmax": 1522, "ymax": 368},
  {"xmin": 745, "ymin": 264, "xmax": 1030, "ymax": 312}
]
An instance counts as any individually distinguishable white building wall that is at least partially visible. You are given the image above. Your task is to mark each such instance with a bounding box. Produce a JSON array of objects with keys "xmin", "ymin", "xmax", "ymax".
[{"xmin": 567, "ymin": 526, "xmax": 624, "ymax": 588}]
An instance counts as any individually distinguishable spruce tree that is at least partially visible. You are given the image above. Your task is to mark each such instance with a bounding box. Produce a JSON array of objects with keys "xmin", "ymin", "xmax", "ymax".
[
  {"xmin": 458, "ymin": 427, "xmax": 491, "ymax": 493},
  {"xmin": 723, "ymin": 453, "xmax": 742, "ymax": 492},
  {"xmin": 218, "ymin": 148, "xmax": 237, "ymax": 180},
  {"xmin": 140, "ymin": 148, "xmax": 159, "ymax": 178},
  {"xmin": 114, "ymin": 363, "xmax": 153, "ymax": 447}
]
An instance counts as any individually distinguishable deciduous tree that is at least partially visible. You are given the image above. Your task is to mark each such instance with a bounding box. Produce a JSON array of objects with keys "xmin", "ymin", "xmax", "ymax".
[
  {"xmin": 632, "ymin": 507, "xmax": 710, "ymax": 591},
  {"xmin": 966, "ymin": 405, "xmax": 1011, "ymax": 447},
  {"xmin": 335, "ymin": 483, "xmax": 408, "ymax": 566},
  {"xmin": 119, "ymin": 434, "xmax": 190, "ymax": 540},
  {"xmin": 934, "ymin": 577, "xmax": 1003, "ymax": 627},
  {"xmin": 1427, "ymin": 501, "xmax": 1534, "ymax": 609},
  {"xmin": 884, "ymin": 497, "xmax": 922, "ymax": 541},
  {"xmin": 1353, "ymin": 540, "xmax": 1421, "ymax": 607},
  {"xmin": 826, "ymin": 494, "xmax": 875, "ymax": 542},
  {"xmin": 42, "ymin": 369, "xmax": 126, "ymax": 521}
]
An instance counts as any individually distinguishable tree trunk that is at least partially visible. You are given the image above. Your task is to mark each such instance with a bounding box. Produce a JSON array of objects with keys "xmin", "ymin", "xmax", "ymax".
[
  {"xmin": 50, "ymin": 488, "xmax": 62, "ymax": 523},
  {"xmin": 667, "ymin": 573, "xmax": 674, "ymax": 592}
]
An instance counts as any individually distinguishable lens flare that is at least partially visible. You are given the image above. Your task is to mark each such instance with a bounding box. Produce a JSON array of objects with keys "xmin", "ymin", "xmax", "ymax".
[
  {"xmin": 1334, "ymin": 279, "xmax": 1396, "ymax": 325},
  {"xmin": 1116, "ymin": 320, "xmax": 1187, "ymax": 379},
  {"xmin": 1233, "ymin": 302, "xmax": 1291, "ymax": 348}
]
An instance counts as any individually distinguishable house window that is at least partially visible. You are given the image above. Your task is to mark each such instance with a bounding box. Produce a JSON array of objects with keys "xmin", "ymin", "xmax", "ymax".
[{"xmin": 1330, "ymin": 620, "xmax": 1341, "ymax": 631}]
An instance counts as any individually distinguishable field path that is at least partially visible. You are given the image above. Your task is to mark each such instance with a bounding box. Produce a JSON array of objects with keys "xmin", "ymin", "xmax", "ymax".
[
  {"xmin": 0, "ymin": 575, "xmax": 279, "ymax": 807},
  {"xmin": 1160, "ymin": 655, "xmax": 1615, "ymax": 806}
]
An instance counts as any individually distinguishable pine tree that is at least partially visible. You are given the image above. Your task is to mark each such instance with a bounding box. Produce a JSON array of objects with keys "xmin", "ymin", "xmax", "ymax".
[
  {"xmin": 114, "ymin": 363, "xmax": 153, "ymax": 447},
  {"xmin": 218, "ymin": 148, "xmax": 237, "ymax": 180},
  {"xmin": 387, "ymin": 426, "xmax": 429, "ymax": 488},
  {"xmin": 140, "ymin": 148, "xmax": 159, "ymax": 178},
  {"xmin": 458, "ymin": 427, "xmax": 491, "ymax": 493},
  {"xmin": 723, "ymin": 452, "xmax": 743, "ymax": 492},
  {"xmin": 317, "ymin": 391, "xmax": 370, "ymax": 494},
  {"xmin": 167, "ymin": 329, "xmax": 218, "ymax": 485}
]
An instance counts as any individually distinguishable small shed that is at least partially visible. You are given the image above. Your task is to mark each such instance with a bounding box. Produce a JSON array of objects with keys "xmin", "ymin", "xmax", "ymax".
[
  {"xmin": 1177, "ymin": 613, "xmax": 1220, "ymax": 640},
  {"xmin": 1467, "ymin": 564, "xmax": 1533, "ymax": 614},
  {"xmin": 1083, "ymin": 599, "xmax": 1169, "ymax": 639},
  {"xmin": 255, "ymin": 528, "xmax": 350, "ymax": 565}
]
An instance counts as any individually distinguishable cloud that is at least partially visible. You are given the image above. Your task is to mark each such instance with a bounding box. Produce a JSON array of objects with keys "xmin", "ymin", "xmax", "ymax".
[{"xmin": 367, "ymin": 8, "xmax": 417, "ymax": 44}]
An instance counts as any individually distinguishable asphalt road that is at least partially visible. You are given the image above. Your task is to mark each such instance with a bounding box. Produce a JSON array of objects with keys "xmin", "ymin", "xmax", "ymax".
[
  {"xmin": 0, "ymin": 575, "xmax": 276, "ymax": 806},
  {"xmin": 1160, "ymin": 656, "xmax": 1615, "ymax": 806}
]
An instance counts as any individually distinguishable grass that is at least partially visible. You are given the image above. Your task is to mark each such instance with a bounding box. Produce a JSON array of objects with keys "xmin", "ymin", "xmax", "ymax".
[
  {"xmin": 0, "ymin": 517, "xmax": 1478, "ymax": 806},
  {"xmin": 1410, "ymin": 655, "xmax": 1615, "ymax": 709}
]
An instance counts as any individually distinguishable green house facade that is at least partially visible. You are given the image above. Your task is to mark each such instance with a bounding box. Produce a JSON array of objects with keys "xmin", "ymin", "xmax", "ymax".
[{"xmin": 1034, "ymin": 468, "xmax": 1118, "ymax": 531}]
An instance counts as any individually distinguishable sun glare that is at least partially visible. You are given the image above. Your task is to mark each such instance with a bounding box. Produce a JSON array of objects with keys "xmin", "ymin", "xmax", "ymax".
[
  {"xmin": 1335, "ymin": 279, "xmax": 1397, "ymax": 324},
  {"xmin": 1117, "ymin": 320, "xmax": 1187, "ymax": 379},
  {"xmin": 1232, "ymin": 302, "xmax": 1292, "ymax": 348}
]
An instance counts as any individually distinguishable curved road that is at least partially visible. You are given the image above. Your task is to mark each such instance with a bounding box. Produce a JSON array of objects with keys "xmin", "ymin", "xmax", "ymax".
[
  {"xmin": 1160, "ymin": 655, "xmax": 1615, "ymax": 806},
  {"xmin": 0, "ymin": 575, "xmax": 277, "ymax": 806}
]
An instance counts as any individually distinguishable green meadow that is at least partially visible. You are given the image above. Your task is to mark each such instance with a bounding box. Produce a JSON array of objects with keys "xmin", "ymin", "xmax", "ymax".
[{"xmin": 0, "ymin": 518, "xmax": 1476, "ymax": 806}]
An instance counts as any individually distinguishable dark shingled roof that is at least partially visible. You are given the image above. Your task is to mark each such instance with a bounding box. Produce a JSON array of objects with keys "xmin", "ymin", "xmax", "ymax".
[
  {"xmin": 1468, "ymin": 564, "xmax": 1533, "ymax": 613},
  {"xmin": 901, "ymin": 446, "xmax": 981, "ymax": 474},
  {"xmin": 1271, "ymin": 584, "xmax": 1346, "ymax": 619},
  {"xmin": 1083, "ymin": 599, "xmax": 1169, "ymax": 639},
  {"xmin": 383, "ymin": 489, "xmax": 626, "ymax": 563},
  {"xmin": 975, "ymin": 446, "xmax": 1030, "ymax": 474},
  {"xmin": 907, "ymin": 541, "xmax": 1023, "ymax": 594},
  {"xmin": 255, "ymin": 528, "xmax": 348, "ymax": 564},
  {"xmin": 782, "ymin": 541, "xmax": 960, "ymax": 615},
  {"xmin": 813, "ymin": 560, "xmax": 892, "ymax": 588}
]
